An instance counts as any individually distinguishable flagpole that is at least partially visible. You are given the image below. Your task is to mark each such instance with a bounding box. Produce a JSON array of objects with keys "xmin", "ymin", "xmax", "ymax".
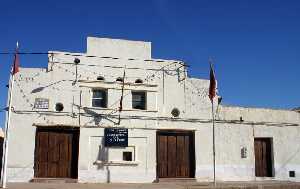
[
  {"xmin": 1, "ymin": 42, "xmax": 19, "ymax": 188},
  {"xmin": 208, "ymin": 59, "xmax": 217, "ymax": 188},
  {"xmin": 118, "ymin": 66, "xmax": 126, "ymax": 125},
  {"xmin": 1, "ymin": 73, "xmax": 15, "ymax": 188},
  {"xmin": 212, "ymin": 99, "xmax": 216, "ymax": 187}
]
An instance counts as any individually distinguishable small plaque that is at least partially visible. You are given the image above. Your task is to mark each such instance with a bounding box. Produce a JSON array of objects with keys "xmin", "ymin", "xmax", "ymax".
[
  {"xmin": 104, "ymin": 128, "xmax": 128, "ymax": 147},
  {"xmin": 34, "ymin": 98, "xmax": 49, "ymax": 109},
  {"xmin": 241, "ymin": 147, "xmax": 247, "ymax": 158}
]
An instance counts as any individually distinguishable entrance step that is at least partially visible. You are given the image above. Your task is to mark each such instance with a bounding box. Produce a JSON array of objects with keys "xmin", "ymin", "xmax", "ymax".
[
  {"xmin": 158, "ymin": 178, "xmax": 198, "ymax": 183},
  {"xmin": 31, "ymin": 178, "xmax": 78, "ymax": 183}
]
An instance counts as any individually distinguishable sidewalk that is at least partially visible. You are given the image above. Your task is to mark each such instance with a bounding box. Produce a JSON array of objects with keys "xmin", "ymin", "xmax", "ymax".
[{"xmin": 5, "ymin": 181, "xmax": 300, "ymax": 189}]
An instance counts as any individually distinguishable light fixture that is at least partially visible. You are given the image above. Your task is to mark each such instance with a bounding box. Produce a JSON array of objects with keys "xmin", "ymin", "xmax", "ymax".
[
  {"xmin": 240, "ymin": 116, "xmax": 244, "ymax": 122},
  {"xmin": 74, "ymin": 58, "xmax": 80, "ymax": 64}
]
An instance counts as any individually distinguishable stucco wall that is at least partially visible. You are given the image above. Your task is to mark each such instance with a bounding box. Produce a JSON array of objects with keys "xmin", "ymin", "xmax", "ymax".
[
  {"xmin": 87, "ymin": 37, "xmax": 151, "ymax": 60},
  {"xmin": 218, "ymin": 106, "xmax": 300, "ymax": 124},
  {"xmin": 78, "ymin": 127, "xmax": 156, "ymax": 183},
  {"xmin": 5, "ymin": 37, "xmax": 300, "ymax": 183}
]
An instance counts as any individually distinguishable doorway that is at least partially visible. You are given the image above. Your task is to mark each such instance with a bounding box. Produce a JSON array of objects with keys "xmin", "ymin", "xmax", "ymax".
[
  {"xmin": 254, "ymin": 138, "xmax": 274, "ymax": 177},
  {"xmin": 34, "ymin": 127, "xmax": 79, "ymax": 178},
  {"xmin": 157, "ymin": 130, "xmax": 195, "ymax": 178}
]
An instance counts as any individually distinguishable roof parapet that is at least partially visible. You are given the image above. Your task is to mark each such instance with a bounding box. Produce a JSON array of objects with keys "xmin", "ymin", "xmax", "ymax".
[{"xmin": 87, "ymin": 37, "xmax": 151, "ymax": 60}]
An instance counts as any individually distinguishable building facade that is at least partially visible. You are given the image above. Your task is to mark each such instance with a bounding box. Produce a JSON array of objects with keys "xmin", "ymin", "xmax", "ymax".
[{"xmin": 5, "ymin": 37, "xmax": 300, "ymax": 183}]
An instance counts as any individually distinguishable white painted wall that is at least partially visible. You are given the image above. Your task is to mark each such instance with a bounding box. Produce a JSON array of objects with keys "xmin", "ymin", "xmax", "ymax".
[
  {"xmin": 5, "ymin": 37, "xmax": 300, "ymax": 183},
  {"xmin": 87, "ymin": 37, "xmax": 151, "ymax": 59}
]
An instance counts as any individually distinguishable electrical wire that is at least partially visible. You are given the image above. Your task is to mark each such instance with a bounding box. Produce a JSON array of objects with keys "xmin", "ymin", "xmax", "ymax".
[
  {"xmin": 0, "ymin": 52, "xmax": 49, "ymax": 55},
  {"xmin": 0, "ymin": 51, "xmax": 188, "ymax": 66}
]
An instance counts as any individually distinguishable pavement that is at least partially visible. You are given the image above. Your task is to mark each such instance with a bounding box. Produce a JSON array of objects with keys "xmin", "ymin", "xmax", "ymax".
[{"xmin": 5, "ymin": 181, "xmax": 300, "ymax": 189}]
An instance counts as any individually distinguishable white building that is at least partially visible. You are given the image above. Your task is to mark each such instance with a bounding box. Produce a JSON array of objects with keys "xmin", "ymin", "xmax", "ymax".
[{"xmin": 5, "ymin": 37, "xmax": 300, "ymax": 183}]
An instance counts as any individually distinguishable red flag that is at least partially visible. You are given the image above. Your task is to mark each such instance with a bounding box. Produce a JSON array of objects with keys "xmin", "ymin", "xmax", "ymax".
[
  {"xmin": 12, "ymin": 42, "xmax": 20, "ymax": 75},
  {"xmin": 209, "ymin": 63, "xmax": 216, "ymax": 102}
]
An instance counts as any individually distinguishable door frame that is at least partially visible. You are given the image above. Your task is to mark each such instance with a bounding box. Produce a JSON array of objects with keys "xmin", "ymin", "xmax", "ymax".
[
  {"xmin": 156, "ymin": 129, "xmax": 195, "ymax": 179},
  {"xmin": 34, "ymin": 126, "xmax": 80, "ymax": 179}
]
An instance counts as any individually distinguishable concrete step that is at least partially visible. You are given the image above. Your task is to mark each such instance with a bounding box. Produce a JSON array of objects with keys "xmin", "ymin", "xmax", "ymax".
[
  {"xmin": 31, "ymin": 178, "xmax": 78, "ymax": 183},
  {"xmin": 158, "ymin": 178, "xmax": 198, "ymax": 183}
]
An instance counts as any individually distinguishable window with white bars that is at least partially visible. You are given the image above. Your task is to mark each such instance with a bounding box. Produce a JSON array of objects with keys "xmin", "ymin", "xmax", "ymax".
[
  {"xmin": 92, "ymin": 89, "xmax": 107, "ymax": 108},
  {"xmin": 132, "ymin": 91, "xmax": 146, "ymax": 110}
]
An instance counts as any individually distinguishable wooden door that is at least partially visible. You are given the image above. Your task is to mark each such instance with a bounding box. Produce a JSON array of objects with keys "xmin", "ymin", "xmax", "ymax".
[
  {"xmin": 157, "ymin": 130, "xmax": 195, "ymax": 178},
  {"xmin": 34, "ymin": 128, "xmax": 79, "ymax": 178},
  {"xmin": 254, "ymin": 138, "xmax": 273, "ymax": 177}
]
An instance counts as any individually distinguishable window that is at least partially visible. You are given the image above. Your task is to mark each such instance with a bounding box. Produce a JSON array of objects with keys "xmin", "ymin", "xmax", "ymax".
[
  {"xmin": 92, "ymin": 89, "xmax": 107, "ymax": 108},
  {"xmin": 108, "ymin": 146, "xmax": 136, "ymax": 162},
  {"xmin": 97, "ymin": 76, "xmax": 105, "ymax": 81},
  {"xmin": 123, "ymin": 151, "xmax": 133, "ymax": 161},
  {"xmin": 132, "ymin": 91, "xmax": 146, "ymax": 110},
  {"xmin": 116, "ymin": 77, "xmax": 123, "ymax": 82},
  {"xmin": 135, "ymin": 79, "xmax": 143, "ymax": 84}
]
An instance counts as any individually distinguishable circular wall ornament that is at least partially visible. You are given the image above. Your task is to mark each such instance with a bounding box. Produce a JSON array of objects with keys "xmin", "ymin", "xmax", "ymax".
[
  {"xmin": 55, "ymin": 103, "xmax": 64, "ymax": 112},
  {"xmin": 171, "ymin": 108, "xmax": 180, "ymax": 117}
]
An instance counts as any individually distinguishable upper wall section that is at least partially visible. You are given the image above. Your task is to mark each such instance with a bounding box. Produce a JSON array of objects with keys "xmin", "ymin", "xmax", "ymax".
[
  {"xmin": 87, "ymin": 37, "xmax": 151, "ymax": 59},
  {"xmin": 218, "ymin": 105, "xmax": 300, "ymax": 124}
]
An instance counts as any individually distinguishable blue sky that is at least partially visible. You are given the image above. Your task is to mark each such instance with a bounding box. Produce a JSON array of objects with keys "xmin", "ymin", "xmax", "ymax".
[{"xmin": 0, "ymin": 0, "xmax": 300, "ymax": 127}]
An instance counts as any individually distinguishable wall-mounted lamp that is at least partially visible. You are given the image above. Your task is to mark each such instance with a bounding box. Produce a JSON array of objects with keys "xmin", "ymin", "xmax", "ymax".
[
  {"xmin": 73, "ymin": 58, "xmax": 80, "ymax": 85},
  {"xmin": 240, "ymin": 116, "xmax": 244, "ymax": 122},
  {"xmin": 74, "ymin": 58, "xmax": 80, "ymax": 64}
]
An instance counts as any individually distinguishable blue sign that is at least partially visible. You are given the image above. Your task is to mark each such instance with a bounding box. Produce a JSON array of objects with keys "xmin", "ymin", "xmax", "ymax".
[{"xmin": 104, "ymin": 128, "xmax": 128, "ymax": 147}]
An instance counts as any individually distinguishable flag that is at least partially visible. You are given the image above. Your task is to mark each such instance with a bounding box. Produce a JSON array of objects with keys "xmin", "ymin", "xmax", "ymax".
[
  {"xmin": 209, "ymin": 63, "xmax": 216, "ymax": 102},
  {"xmin": 12, "ymin": 42, "xmax": 20, "ymax": 75}
]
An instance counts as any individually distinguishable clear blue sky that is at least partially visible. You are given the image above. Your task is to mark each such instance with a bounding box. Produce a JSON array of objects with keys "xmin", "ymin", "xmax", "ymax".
[{"xmin": 1, "ymin": 0, "xmax": 300, "ymax": 127}]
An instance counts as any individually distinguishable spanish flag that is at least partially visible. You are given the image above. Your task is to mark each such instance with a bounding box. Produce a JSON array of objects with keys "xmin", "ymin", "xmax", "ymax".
[
  {"xmin": 209, "ymin": 63, "xmax": 216, "ymax": 102},
  {"xmin": 12, "ymin": 42, "xmax": 20, "ymax": 75}
]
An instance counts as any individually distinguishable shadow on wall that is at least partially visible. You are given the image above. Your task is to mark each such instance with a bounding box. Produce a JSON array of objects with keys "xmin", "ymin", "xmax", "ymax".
[
  {"xmin": 82, "ymin": 107, "xmax": 118, "ymax": 126},
  {"xmin": 31, "ymin": 80, "xmax": 69, "ymax": 94},
  {"xmin": 94, "ymin": 137, "xmax": 110, "ymax": 183}
]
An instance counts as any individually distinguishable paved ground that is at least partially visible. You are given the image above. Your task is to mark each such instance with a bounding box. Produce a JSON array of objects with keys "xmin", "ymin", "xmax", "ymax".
[{"xmin": 5, "ymin": 181, "xmax": 300, "ymax": 189}]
